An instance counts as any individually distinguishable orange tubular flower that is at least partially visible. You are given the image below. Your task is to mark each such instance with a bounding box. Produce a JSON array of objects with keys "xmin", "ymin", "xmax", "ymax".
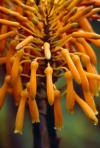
[
  {"xmin": 0, "ymin": 0, "xmax": 100, "ymax": 133},
  {"xmin": 0, "ymin": 31, "xmax": 17, "ymax": 42},
  {"xmin": 44, "ymin": 64, "xmax": 54, "ymax": 105},
  {"xmin": 81, "ymin": 54, "xmax": 98, "ymax": 96},
  {"xmin": 72, "ymin": 55, "xmax": 98, "ymax": 114},
  {"xmin": 26, "ymin": 82, "xmax": 40, "ymax": 123},
  {"xmin": 74, "ymin": 91, "xmax": 98, "ymax": 125},
  {"xmin": 61, "ymin": 49, "xmax": 81, "ymax": 84},
  {"xmin": 64, "ymin": 71, "xmax": 75, "ymax": 114},
  {"xmin": 0, "ymin": 75, "xmax": 10, "ymax": 108},
  {"xmin": 29, "ymin": 60, "xmax": 39, "ymax": 100},
  {"xmin": 14, "ymin": 89, "xmax": 28, "ymax": 134},
  {"xmin": 28, "ymin": 95, "xmax": 40, "ymax": 123},
  {"xmin": 6, "ymin": 40, "xmax": 18, "ymax": 74},
  {"xmin": 54, "ymin": 89, "xmax": 63, "ymax": 130},
  {"xmin": 13, "ymin": 65, "xmax": 23, "ymax": 105},
  {"xmin": 76, "ymin": 38, "xmax": 97, "ymax": 65},
  {"xmin": 10, "ymin": 49, "xmax": 24, "ymax": 85}
]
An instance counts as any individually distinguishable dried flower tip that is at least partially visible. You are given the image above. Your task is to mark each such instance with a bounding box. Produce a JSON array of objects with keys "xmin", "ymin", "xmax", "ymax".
[
  {"xmin": 43, "ymin": 42, "xmax": 51, "ymax": 60},
  {"xmin": 16, "ymin": 36, "xmax": 34, "ymax": 50}
]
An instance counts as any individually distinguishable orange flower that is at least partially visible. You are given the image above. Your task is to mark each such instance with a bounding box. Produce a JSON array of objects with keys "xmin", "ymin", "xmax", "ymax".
[
  {"xmin": 0, "ymin": 75, "xmax": 10, "ymax": 108},
  {"xmin": 72, "ymin": 55, "xmax": 98, "ymax": 114},
  {"xmin": 61, "ymin": 49, "xmax": 81, "ymax": 84},
  {"xmin": 29, "ymin": 60, "xmax": 39, "ymax": 100},
  {"xmin": 64, "ymin": 71, "xmax": 75, "ymax": 114},
  {"xmin": 28, "ymin": 95, "xmax": 40, "ymax": 123},
  {"xmin": 44, "ymin": 64, "xmax": 54, "ymax": 105},
  {"xmin": 74, "ymin": 91, "xmax": 98, "ymax": 125},
  {"xmin": 10, "ymin": 49, "xmax": 24, "ymax": 85},
  {"xmin": 81, "ymin": 54, "xmax": 98, "ymax": 96},
  {"xmin": 13, "ymin": 65, "xmax": 23, "ymax": 105},
  {"xmin": 14, "ymin": 89, "xmax": 28, "ymax": 134},
  {"xmin": 54, "ymin": 89, "xmax": 63, "ymax": 130},
  {"xmin": 0, "ymin": 0, "xmax": 100, "ymax": 133}
]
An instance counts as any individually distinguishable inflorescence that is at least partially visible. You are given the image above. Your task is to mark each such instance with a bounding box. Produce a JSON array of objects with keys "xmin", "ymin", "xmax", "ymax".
[{"xmin": 0, "ymin": 0, "xmax": 100, "ymax": 134}]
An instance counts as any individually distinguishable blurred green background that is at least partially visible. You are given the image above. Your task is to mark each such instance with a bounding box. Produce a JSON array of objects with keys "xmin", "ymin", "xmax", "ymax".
[{"xmin": 0, "ymin": 21, "xmax": 100, "ymax": 148}]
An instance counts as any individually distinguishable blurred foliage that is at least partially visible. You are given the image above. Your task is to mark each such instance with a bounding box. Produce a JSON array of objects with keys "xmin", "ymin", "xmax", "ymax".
[{"xmin": 0, "ymin": 21, "xmax": 100, "ymax": 148}]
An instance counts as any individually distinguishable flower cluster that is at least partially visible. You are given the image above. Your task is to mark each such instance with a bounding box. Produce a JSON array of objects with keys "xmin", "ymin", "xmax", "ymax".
[{"xmin": 0, "ymin": 0, "xmax": 100, "ymax": 134}]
